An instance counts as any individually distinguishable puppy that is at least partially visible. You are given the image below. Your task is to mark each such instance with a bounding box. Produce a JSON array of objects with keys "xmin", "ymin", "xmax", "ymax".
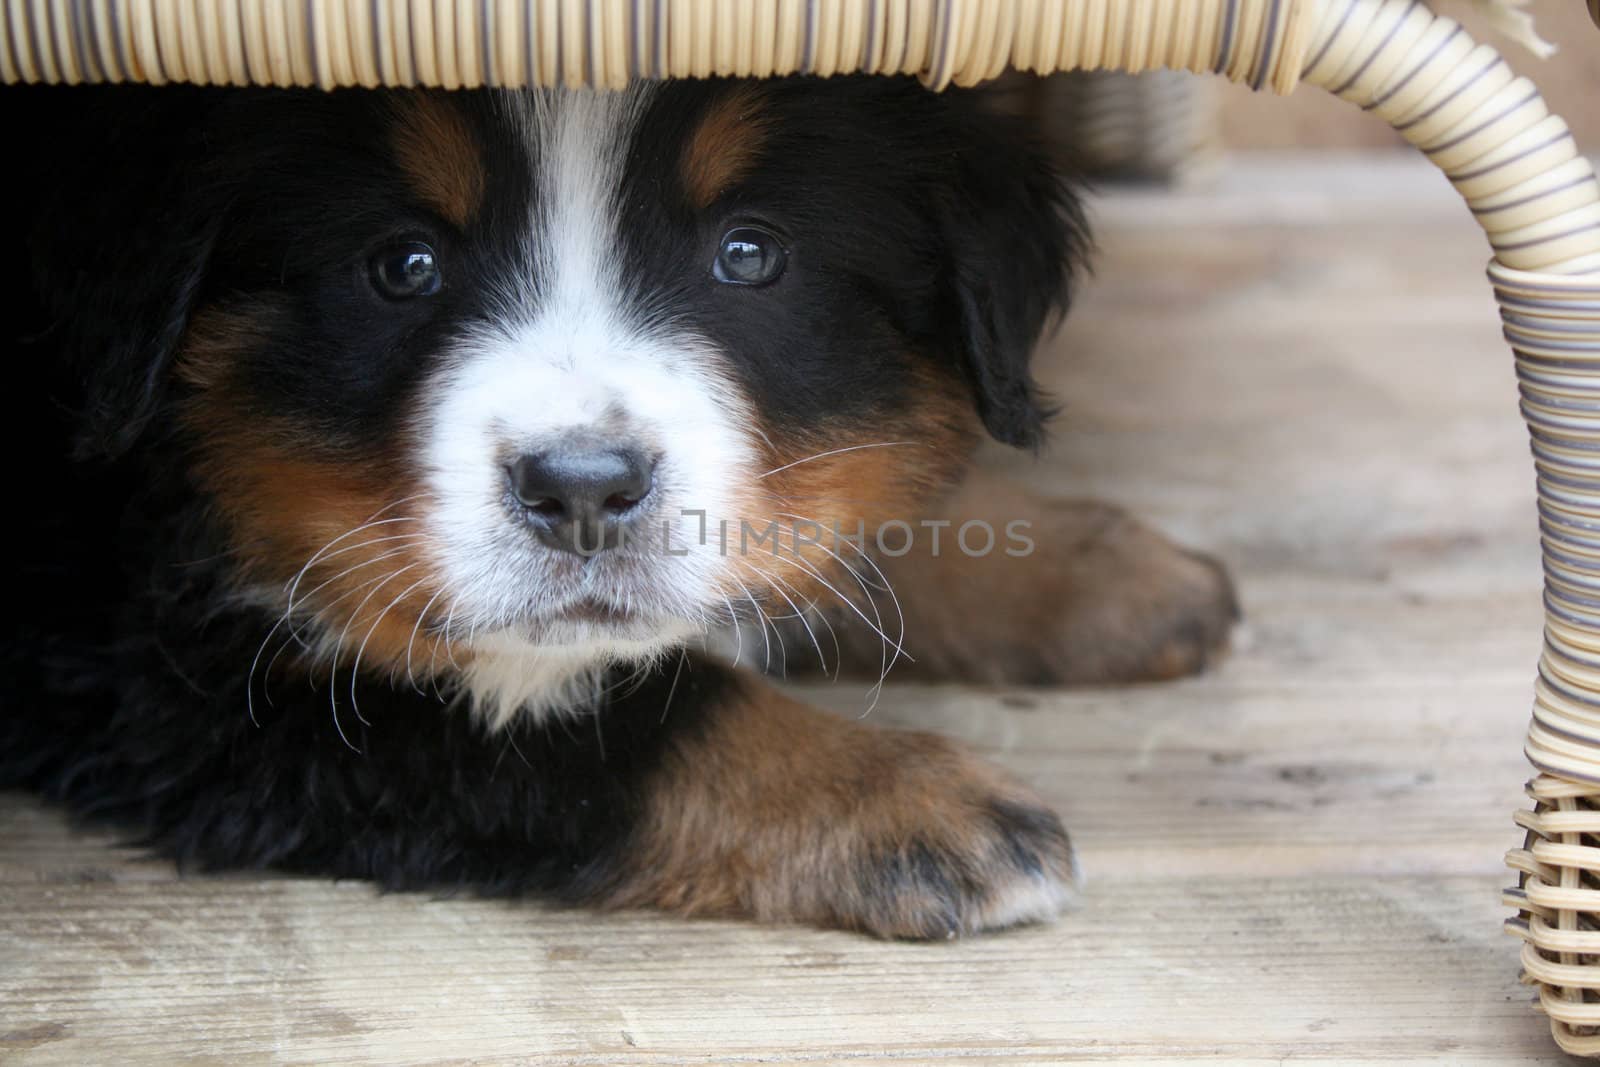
[{"xmin": 3, "ymin": 78, "xmax": 1235, "ymax": 938}]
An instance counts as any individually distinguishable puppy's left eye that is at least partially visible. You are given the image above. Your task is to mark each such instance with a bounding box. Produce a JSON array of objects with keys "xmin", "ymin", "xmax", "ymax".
[
  {"xmin": 371, "ymin": 242, "xmax": 443, "ymax": 299},
  {"xmin": 713, "ymin": 227, "xmax": 787, "ymax": 286}
]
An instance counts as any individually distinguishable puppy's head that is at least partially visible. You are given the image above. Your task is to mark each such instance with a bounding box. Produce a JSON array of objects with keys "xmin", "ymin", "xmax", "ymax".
[{"xmin": 40, "ymin": 79, "xmax": 1086, "ymax": 724}]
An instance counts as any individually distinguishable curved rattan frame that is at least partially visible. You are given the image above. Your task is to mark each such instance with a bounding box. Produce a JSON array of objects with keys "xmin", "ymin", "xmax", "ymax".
[{"xmin": 7, "ymin": 0, "xmax": 1600, "ymax": 1055}]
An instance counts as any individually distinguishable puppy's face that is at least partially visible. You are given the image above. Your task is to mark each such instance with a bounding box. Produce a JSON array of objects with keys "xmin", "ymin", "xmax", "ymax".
[{"xmin": 58, "ymin": 79, "xmax": 1081, "ymax": 723}]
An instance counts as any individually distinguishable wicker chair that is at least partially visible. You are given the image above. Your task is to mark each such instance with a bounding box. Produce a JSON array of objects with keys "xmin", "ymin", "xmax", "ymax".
[{"xmin": 5, "ymin": 0, "xmax": 1600, "ymax": 1054}]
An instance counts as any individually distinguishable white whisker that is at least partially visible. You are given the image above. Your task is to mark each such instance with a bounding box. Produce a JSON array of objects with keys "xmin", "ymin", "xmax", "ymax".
[
  {"xmin": 296, "ymin": 562, "xmax": 423, "ymax": 749},
  {"xmin": 721, "ymin": 593, "xmax": 744, "ymax": 669},
  {"xmin": 289, "ymin": 543, "xmax": 420, "ymax": 614},
  {"xmin": 729, "ymin": 573, "xmax": 778, "ymax": 674},
  {"xmin": 773, "ymin": 509, "xmax": 910, "ymax": 689},
  {"xmin": 405, "ymin": 585, "xmax": 449, "ymax": 695},
  {"xmin": 785, "ymin": 516, "xmax": 907, "ymax": 687},
  {"xmin": 762, "ymin": 549, "xmax": 906, "ymax": 713},
  {"xmin": 245, "ymin": 614, "xmax": 290, "ymax": 726},
  {"xmin": 283, "ymin": 516, "xmax": 419, "ymax": 612},
  {"xmin": 331, "ymin": 563, "xmax": 419, "ymax": 729},
  {"xmin": 757, "ymin": 441, "xmax": 914, "ymax": 480},
  {"xmin": 659, "ymin": 649, "xmax": 688, "ymax": 724},
  {"xmin": 284, "ymin": 532, "xmax": 423, "ymax": 611},
  {"xmin": 743, "ymin": 560, "xmax": 831, "ymax": 676},
  {"xmin": 354, "ymin": 573, "xmax": 432, "ymax": 706}
]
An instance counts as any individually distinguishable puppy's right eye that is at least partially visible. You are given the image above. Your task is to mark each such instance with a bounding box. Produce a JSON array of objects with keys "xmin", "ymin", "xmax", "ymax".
[
  {"xmin": 713, "ymin": 227, "xmax": 787, "ymax": 287},
  {"xmin": 370, "ymin": 242, "xmax": 443, "ymax": 299}
]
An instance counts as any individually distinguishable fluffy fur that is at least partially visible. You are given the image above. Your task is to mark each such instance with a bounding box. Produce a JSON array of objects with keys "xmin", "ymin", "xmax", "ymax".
[{"xmin": 3, "ymin": 78, "xmax": 1229, "ymax": 938}]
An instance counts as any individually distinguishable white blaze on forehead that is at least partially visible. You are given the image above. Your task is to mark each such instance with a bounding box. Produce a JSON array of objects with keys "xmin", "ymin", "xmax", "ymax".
[
  {"xmin": 521, "ymin": 85, "xmax": 651, "ymax": 325},
  {"xmin": 418, "ymin": 86, "xmax": 758, "ymax": 727}
]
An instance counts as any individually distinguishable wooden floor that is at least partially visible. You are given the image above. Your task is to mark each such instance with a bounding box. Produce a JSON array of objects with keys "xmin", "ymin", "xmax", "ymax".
[{"xmin": 1, "ymin": 153, "xmax": 1576, "ymax": 1064}]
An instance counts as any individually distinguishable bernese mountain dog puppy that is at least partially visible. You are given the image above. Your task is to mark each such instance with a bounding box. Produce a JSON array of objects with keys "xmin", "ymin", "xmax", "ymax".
[{"xmin": 3, "ymin": 77, "xmax": 1236, "ymax": 938}]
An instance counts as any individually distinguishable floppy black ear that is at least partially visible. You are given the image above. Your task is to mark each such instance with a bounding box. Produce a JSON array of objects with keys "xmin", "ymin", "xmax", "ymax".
[
  {"xmin": 940, "ymin": 111, "xmax": 1089, "ymax": 451},
  {"xmin": 21, "ymin": 87, "xmax": 221, "ymax": 460},
  {"xmin": 39, "ymin": 219, "xmax": 219, "ymax": 461}
]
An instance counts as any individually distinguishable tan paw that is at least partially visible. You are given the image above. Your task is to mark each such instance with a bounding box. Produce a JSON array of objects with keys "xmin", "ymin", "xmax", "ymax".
[
  {"xmin": 1017, "ymin": 498, "xmax": 1239, "ymax": 684},
  {"xmin": 798, "ymin": 485, "xmax": 1239, "ymax": 687},
  {"xmin": 843, "ymin": 788, "xmax": 1081, "ymax": 939},
  {"xmin": 603, "ymin": 681, "xmax": 1079, "ymax": 938}
]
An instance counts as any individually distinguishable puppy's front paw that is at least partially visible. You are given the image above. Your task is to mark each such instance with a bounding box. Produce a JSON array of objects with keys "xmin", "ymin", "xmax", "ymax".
[
  {"xmin": 816, "ymin": 485, "xmax": 1240, "ymax": 687},
  {"xmin": 1030, "ymin": 499, "xmax": 1239, "ymax": 684},
  {"xmin": 849, "ymin": 785, "xmax": 1080, "ymax": 939},
  {"xmin": 600, "ymin": 683, "xmax": 1078, "ymax": 938}
]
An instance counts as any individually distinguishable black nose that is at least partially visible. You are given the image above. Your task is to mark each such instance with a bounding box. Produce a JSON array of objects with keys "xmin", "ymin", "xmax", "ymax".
[{"xmin": 507, "ymin": 447, "xmax": 655, "ymax": 555}]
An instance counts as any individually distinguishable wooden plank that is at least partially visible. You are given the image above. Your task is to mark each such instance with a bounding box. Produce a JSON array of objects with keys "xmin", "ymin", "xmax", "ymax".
[{"xmin": 0, "ymin": 863, "xmax": 1562, "ymax": 1064}]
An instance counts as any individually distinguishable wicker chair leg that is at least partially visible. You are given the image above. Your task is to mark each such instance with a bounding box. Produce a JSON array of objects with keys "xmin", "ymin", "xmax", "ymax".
[
  {"xmin": 1492, "ymin": 264, "xmax": 1600, "ymax": 1053},
  {"xmin": 1295, "ymin": 0, "xmax": 1600, "ymax": 1052}
]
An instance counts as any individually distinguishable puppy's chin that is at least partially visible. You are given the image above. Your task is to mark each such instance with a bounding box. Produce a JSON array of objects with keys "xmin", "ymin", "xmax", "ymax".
[
  {"xmin": 517, "ymin": 589, "xmax": 715, "ymax": 650},
  {"xmin": 455, "ymin": 616, "xmax": 695, "ymax": 730}
]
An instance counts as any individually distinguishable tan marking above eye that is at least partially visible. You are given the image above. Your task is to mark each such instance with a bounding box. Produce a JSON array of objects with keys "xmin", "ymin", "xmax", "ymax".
[
  {"xmin": 680, "ymin": 84, "xmax": 772, "ymax": 211},
  {"xmin": 389, "ymin": 93, "xmax": 486, "ymax": 228}
]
